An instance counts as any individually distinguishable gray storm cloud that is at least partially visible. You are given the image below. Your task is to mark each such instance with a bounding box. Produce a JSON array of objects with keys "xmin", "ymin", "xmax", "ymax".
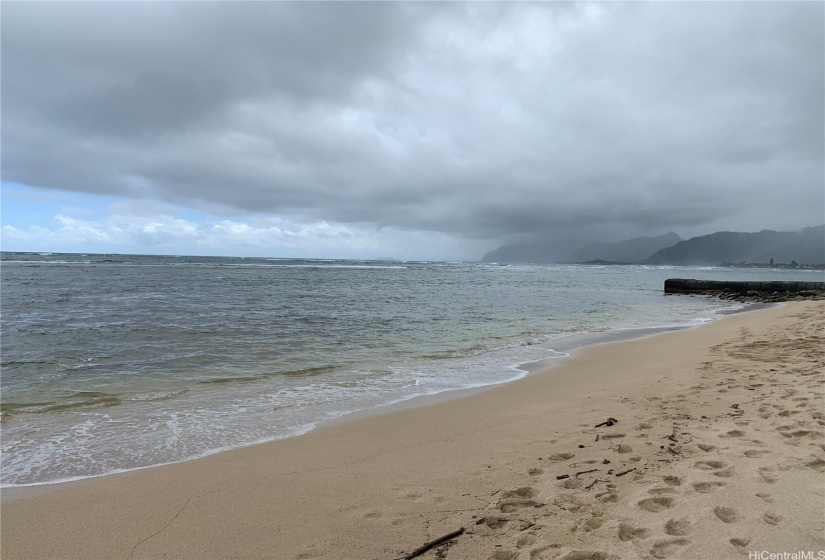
[{"xmin": 2, "ymin": 1, "xmax": 823, "ymax": 251}]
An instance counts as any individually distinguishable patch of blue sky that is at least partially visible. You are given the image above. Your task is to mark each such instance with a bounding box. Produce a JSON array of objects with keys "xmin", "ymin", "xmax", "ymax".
[
  {"xmin": 1, "ymin": 182, "xmax": 212, "ymax": 228},
  {"xmin": 1, "ymin": 182, "xmax": 114, "ymax": 228}
]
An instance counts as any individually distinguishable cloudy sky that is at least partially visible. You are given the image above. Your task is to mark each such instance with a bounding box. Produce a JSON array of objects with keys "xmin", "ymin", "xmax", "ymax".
[{"xmin": 2, "ymin": 2, "xmax": 823, "ymax": 260}]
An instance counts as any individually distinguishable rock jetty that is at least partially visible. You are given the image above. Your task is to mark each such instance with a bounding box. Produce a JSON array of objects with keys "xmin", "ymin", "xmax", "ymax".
[{"xmin": 664, "ymin": 279, "xmax": 825, "ymax": 303}]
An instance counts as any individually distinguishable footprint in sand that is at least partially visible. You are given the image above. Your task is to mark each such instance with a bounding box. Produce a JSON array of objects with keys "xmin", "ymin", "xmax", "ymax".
[
  {"xmin": 596, "ymin": 491, "xmax": 617, "ymax": 504},
  {"xmin": 638, "ymin": 497, "xmax": 675, "ymax": 513},
  {"xmin": 618, "ymin": 523, "xmax": 651, "ymax": 542},
  {"xmin": 730, "ymin": 537, "xmax": 752, "ymax": 555},
  {"xmin": 713, "ymin": 467, "xmax": 736, "ymax": 478},
  {"xmin": 692, "ymin": 481, "xmax": 727, "ymax": 493},
  {"xmin": 516, "ymin": 534, "xmax": 537, "ymax": 549},
  {"xmin": 647, "ymin": 486, "xmax": 676, "ymax": 496},
  {"xmin": 482, "ymin": 516, "xmax": 509, "ymax": 530},
  {"xmin": 759, "ymin": 467, "xmax": 779, "ymax": 484},
  {"xmin": 561, "ymin": 478, "xmax": 584, "ymax": 489},
  {"xmin": 697, "ymin": 443, "xmax": 717, "ymax": 452},
  {"xmin": 744, "ymin": 449, "xmax": 771, "ymax": 458},
  {"xmin": 719, "ymin": 430, "xmax": 746, "ymax": 438},
  {"xmin": 662, "ymin": 475, "xmax": 683, "ymax": 486},
  {"xmin": 503, "ymin": 486, "xmax": 535, "ymax": 499},
  {"xmin": 785, "ymin": 429, "xmax": 824, "ymax": 440},
  {"xmin": 713, "ymin": 506, "xmax": 740, "ymax": 523},
  {"xmin": 806, "ymin": 458, "xmax": 825, "ymax": 472},
  {"xmin": 694, "ymin": 460, "xmax": 727, "ymax": 470},
  {"xmin": 499, "ymin": 487, "xmax": 540, "ymax": 513},
  {"xmin": 664, "ymin": 518, "xmax": 694, "ymax": 536},
  {"xmin": 602, "ymin": 433, "xmax": 626, "ymax": 440},
  {"xmin": 650, "ymin": 538, "xmax": 691, "ymax": 559},
  {"xmin": 763, "ymin": 511, "xmax": 784, "ymax": 525},
  {"xmin": 550, "ymin": 452, "xmax": 576, "ymax": 461},
  {"xmin": 581, "ymin": 515, "xmax": 605, "ymax": 532},
  {"xmin": 529, "ymin": 468, "xmax": 545, "ymax": 476},
  {"xmin": 755, "ymin": 492, "xmax": 773, "ymax": 503},
  {"xmin": 616, "ymin": 444, "xmax": 633, "ymax": 454}
]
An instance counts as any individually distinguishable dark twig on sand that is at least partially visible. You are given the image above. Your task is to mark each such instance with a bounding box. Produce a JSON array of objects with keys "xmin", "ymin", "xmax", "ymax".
[
  {"xmin": 586, "ymin": 478, "xmax": 603, "ymax": 489},
  {"xmin": 402, "ymin": 528, "xmax": 465, "ymax": 560},
  {"xmin": 556, "ymin": 474, "xmax": 570, "ymax": 480},
  {"xmin": 615, "ymin": 467, "xmax": 636, "ymax": 477},
  {"xmin": 575, "ymin": 468, "xmax": 599, "ymax": 477},
  {"xmin": 594, "ymin": 417, "xmax": 618, "ymax": 428}
]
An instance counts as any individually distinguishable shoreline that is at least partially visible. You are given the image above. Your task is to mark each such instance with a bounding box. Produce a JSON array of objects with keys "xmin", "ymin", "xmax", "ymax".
[
  {"xmin": 1, "ymin": 300, "xmax": 756, "ymax": 493},
  {"xmin": 3, "ymin": 301, "xmax": 822, "ymax": 560}
]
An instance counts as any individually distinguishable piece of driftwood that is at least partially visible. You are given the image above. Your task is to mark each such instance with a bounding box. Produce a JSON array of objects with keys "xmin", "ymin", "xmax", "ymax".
[
  {"xmin": 586, "ymin": 478, "xmax": 603, "ymax": 489},
  {"xmin": 576, "ymin": 468, "xmax": 599, "ymax": 476},
  {"xmin": 556, "ymin": 474, "xmax": 570, "ymax": 480},
  {"xmin": 594, "ymin": 417, "xmax": 618, "ymax": 428},
  {"xmin": 615, "ymin": 468, "xmax": 636, "ymax": 477},
  {"xmin": 402, "ymin": 528, "xmax": 465, "ymax": 560}
]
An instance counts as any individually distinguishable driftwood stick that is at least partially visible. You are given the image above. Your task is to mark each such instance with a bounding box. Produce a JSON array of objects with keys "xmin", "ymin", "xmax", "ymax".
[
  {"xmin": 615, "ymin": 467, "xmax": 636, "ymax": 477},
  {"xmin": 575, "ymin": 468, "xmax": 599, "ymax": 476},
  {"xmin": 594, "ymin": 417, "xmax": 618, "ymax": 428},
  {"xmin": 556, "ymin": 474, "xmax": 570, "ymax": 480},
  {"xmin": 403, "ymin": 528, "xmax": 465, "ymax": 560},
  {"xmin": 586, "ymin": 478, "xmax": 602, "ymax": 489}
]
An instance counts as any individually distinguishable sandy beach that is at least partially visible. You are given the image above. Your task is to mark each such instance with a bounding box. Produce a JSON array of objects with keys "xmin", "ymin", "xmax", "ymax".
[{"xmin": 2, "ymin": 301, "xmax": 823, "ymax": 560}]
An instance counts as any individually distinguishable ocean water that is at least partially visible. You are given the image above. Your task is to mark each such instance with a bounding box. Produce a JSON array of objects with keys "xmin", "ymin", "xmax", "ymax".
[{"xmin": 2, "ymin": 252, "xmax": 822, "ymax": 487}]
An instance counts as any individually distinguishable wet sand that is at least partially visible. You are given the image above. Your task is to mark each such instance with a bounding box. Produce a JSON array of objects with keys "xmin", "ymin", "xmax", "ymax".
[{"xmin": 2, "ymin": 302, "xmax": 823, "ymax": 560}]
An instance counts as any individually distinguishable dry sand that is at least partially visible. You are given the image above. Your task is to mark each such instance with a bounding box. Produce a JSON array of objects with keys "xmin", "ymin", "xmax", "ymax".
[{"xmin": 2, "ymin": 302, "xmax": 823, "ymax": 560}]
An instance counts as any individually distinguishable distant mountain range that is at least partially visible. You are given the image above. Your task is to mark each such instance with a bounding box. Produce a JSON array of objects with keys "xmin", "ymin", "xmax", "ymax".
[
  {"xmin": 644, "ymin": 226, "xmax": 825, "ymax": 266},
  {"xmin": 481, "ymin": 225, "xmax": 825, "ymax": 266},
  {"xmin": 565, "ymin": 232, "xmax": 682, "ymax": 264}
]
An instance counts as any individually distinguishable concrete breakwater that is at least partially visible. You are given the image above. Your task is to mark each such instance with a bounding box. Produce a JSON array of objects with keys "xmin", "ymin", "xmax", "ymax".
[{"xmin": 664, "ymin": 279, "xmax": 825, "ymax": 303}]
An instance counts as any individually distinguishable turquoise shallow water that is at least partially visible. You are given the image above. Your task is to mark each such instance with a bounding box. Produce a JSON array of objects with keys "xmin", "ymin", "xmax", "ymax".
[{"xmin": 2, "ymin": 252, "xmax": 822, "ymax": 486}]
